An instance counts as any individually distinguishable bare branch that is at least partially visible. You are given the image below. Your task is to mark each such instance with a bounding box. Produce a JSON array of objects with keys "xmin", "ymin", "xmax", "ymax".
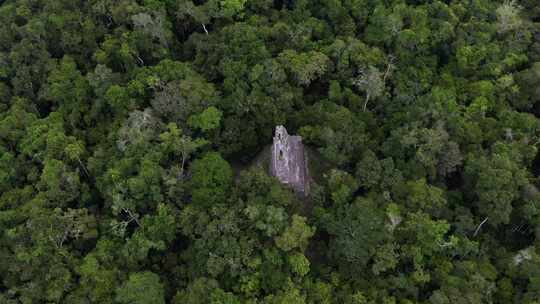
[
  {"xmin": 383, "ymin": 55, "xmax": 396, "ymax": 83},
  {"xmin": 122, "ymin": 207, "xmax": 141, "ymax": 227},
  {"xmin": 473, "ymin": 217, "xmax": 488, "ymax": 237}
]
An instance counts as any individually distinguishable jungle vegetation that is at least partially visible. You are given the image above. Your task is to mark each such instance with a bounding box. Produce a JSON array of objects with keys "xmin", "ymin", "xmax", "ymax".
[{"xmin": 1, "ymin": 0, "xmax": 540, "ymax": 303}]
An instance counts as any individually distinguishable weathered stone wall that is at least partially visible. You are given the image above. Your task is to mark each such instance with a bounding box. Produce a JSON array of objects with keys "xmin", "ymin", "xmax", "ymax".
[{"xmin": 270, "ymin": 126, "xmax": 309, "ymax": 195}]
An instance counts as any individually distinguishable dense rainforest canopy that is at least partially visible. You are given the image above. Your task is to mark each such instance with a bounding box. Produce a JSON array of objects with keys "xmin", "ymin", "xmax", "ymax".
[{"xmin": 1, "ymin": 0, "xmax": 540, "ymax": 303}]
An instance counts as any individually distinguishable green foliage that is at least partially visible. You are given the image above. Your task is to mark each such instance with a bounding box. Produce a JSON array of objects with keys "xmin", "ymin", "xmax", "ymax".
[
  {"xmin": 496, "ymin": 0, "xmax": 523, "ymax": 34},
  {"xmin": 174, "ymin": 278, "xmax": 237, "ymax": 304},
  {"xmin": 464, "ymin": 143, "xmax": 530, "ymax": 225},
  {"xmin": 122, "ymin": 203, "xmax": 177, "ymax": 263},
  {"xmin": 220, "ymin": 0, "xmax": 247, "ymax": 18},
  {"xmin": 288, "ymin": 253, "xmax": 310, "ymax": 276},
  {"xmin": 188, "ymin": 106, "xmax": 223, "ymax": 131},
  {"xmin": 190, "ymin": 152, "xmax": 233, "ymax": 206},
  {"xmin": 116, "ymin": 271, "xmax": 165, "ymax": 304},
  {"xmin": 278, "ymin": 50, "xmax": 329, "ymax": 86},
  {"xmin": 1, "ymin": 0, "xmax": 540, "ymax": 302},
  {"xmin": 326, "ymin": 198, "xmax": 387, "ymax": 269},
  {"xmin": 75, "ymin": 253, "xmax": 120, "ymax": 302},
  {"xmin": 353, "ymin": 66, "xmax": 385, "ymax": 111},
  {"xmin": 275, "ymin": 215, "xmax": 315, "ymax": 252}
]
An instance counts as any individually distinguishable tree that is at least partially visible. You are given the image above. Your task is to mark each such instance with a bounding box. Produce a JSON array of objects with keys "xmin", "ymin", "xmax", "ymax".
[
  {"xmin": 38, "ymin": 159, "xmax": 82, "ymax": 207},
  {"xmin": 131, "ymin": 12, "xmax": 171, "ymax": 47},
  {"xmin": 159, "ymin": 123, "xmax": 207, "ymax": 176},
  {"xmin": 219, "ymin": 0, "xmax": 247, "ymax": 18},
  {"xmin": 2, "ymin": 0, "xmax": 540, "ymax": 301},
  {"xmin": 264, "ymin": 285, "xmax": 306, "ymax": 304},
  {"xmin": 355, "ymin": 150, "xmax": 382, "ymax": 190},
  {"xmin": 116, "ymin": 272, "xmax": 165, "ymax": 304},
  {"xmin": 496, "ymin": 1, "xmax": 523, "ymax": 34},
  {"xmin": 326, "ymin": 198, "xmax": 387, "ymax": 269},
  {"xmin": 173, "ymin": 277, "xmax": 240, "ymax": 304},
  {"xmin": 42, "ymin": 56, "xmax": 90, "ymax": 127},
  {"xmin": 188, "ymin": 106, "xmax": 223, "ymax": 132},
  {"xmin": 190, "ymin": 152, "xmax": 233, "ymax": 206},
  {"xmin": 515, "ymin": 62, "xmax": 540, "ymax": 110},
  {"xmin": 0, "ymin": 149, "xmax": 16, "ymax": 192},
  {"xmin": 105, "ymin": 84, "xmax": 131, "ymax": 114},
  {"xmin": 140, "ymin": 60, "xmax": 219, "ymax": 126},
  {"xmin": 275, "ymin": 215, "xmax": 315, "ymax": 252},
  {"xmin": 353, "ymin": 65, "xmax": 385, "ymax": 111},
  {"xmin": 382, "ymin": 124, "xmax": 462, "ymax": 180},
  {"xmin": 464, "ymin": 144, "xmax": 530, "ymax": 226},
  {"xmin": 400, "ymin": 178, "xmax": 447, "ymax": 216},
  {"xmin": 326, "ymin": 169, "xmax": 358, "ymax": 205},
  {"xmin": 121, "ymin": 203, "xmax": 177, "ymax": 263},
  {"xmin": 288, "ymin": 253, "xmax": 310, "ymax": 277},
  {"xmin": 399, "ymin": 212, "xmax": 454, "ymax": 260},
  {"xmin": 49, "ymin": 208, "xmax": 97, "ymax": 249},
  {"xmin": 0, "ymin": 97, "xmax": 37, "ymax": 147},
  {"xmin": 278, "ymin": 50, "xmax": 329, "ymax": 86},
  {"xmin": 116, "ymin": 108, "xmax": 162, "ymax": 152},
  {"xmin": 299, "ymin": 102, "xmax": 368, "ymax": 166},
  {"xmin": 72, "ymin": 251, "xmax": 120, "ymax": 303},
  {"xmin": 178, "ymin": 201, "xmax": 259, "ymax": 279}
]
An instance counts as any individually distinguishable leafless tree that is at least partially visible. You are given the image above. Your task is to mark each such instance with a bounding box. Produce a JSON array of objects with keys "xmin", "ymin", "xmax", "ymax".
[{"xmin": 354, "ymin": 66, "xmax": 384, "ymax": 112}]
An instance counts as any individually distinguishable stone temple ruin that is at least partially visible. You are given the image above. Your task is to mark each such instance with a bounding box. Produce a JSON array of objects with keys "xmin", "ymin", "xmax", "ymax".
[{"xmin": 270, "ymin": 126, "xmax": 310, "ymax": 195}]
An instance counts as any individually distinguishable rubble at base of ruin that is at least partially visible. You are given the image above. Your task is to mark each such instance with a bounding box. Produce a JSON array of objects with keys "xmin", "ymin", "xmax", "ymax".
[{"xmin": 270, "ymin": 125, "xmax": 310, "ymax": 196}]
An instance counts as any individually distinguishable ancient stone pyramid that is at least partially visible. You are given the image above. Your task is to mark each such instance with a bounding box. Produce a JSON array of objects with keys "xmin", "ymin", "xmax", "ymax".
[{"xmin": 270, "ymin": 126, "xmax": 309, "ymax": 195}]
